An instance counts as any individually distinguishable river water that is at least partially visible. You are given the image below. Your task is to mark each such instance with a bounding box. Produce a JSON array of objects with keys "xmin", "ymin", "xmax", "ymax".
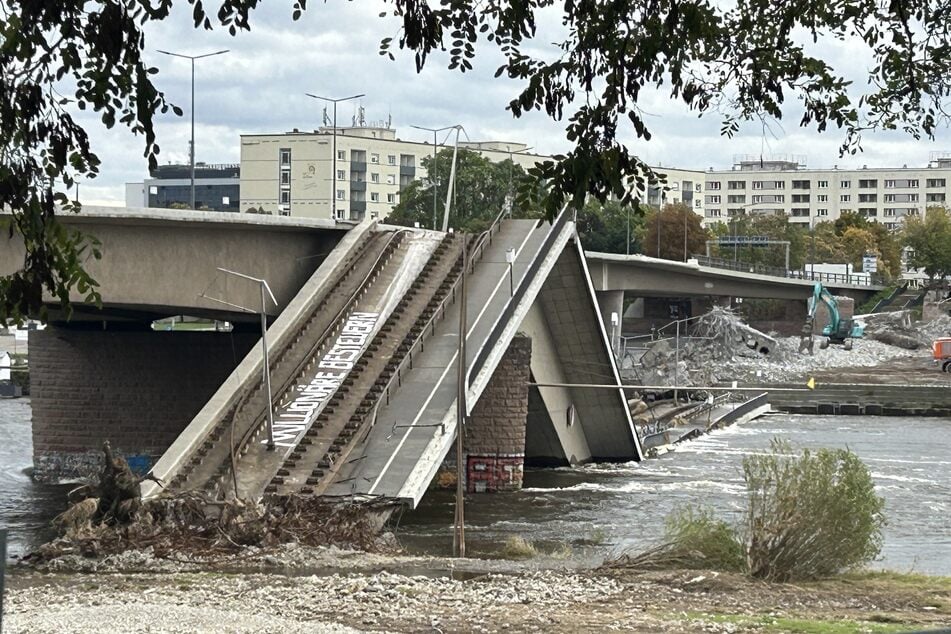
[{"xmin": 2, "ymin": 400, "xmax": 950, "ymax": 574}]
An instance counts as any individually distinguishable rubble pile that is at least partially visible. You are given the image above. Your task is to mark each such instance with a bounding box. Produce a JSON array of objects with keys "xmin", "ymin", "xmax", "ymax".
[
  {"xmin": 628, "ymin": 305, "xmax": 938, "ymax": 387},
  {"xmin": 630, "ymin": 307, "xmax": 783, "ymax": 387}
]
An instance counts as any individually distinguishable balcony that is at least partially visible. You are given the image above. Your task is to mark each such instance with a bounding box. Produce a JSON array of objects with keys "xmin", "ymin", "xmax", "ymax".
[
  {"xmin": 400, "ymin": 165, "xmax": 416, "ymax": 177},
  {"xmin": 350, "ymin": 161, "xmax": 367, "ymax": 173},
  {"xmin": 349, "ymin": 200, "xmax": 367, "ymax": 214},
  {"xmin": 350, "ymin": 181, "xmax": 367, "ymax": 192}
]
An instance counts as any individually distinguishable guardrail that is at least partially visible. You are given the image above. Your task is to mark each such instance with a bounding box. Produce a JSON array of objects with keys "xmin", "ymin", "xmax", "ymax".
[
  {"xmin": 468, "ymin": 208, "xmax": 572, "ymax": 387},
  {"xmin": 693, "ymin": 254, "xmax": 877, "ymax": 287},
  {"xmin": 368, "ymin": 205, "xmax": 511, "ymax": 438}
]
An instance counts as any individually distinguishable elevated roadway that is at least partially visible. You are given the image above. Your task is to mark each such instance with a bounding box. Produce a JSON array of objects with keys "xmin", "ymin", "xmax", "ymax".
[{"xmin": 585, "ymin": 252, "xmax": 883, "ymax": 303}]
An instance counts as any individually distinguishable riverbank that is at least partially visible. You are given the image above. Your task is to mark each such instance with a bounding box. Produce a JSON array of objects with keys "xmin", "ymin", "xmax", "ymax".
[{"xmin": 5, "ymin": 548, "xmax": 950, "ymax": 633}]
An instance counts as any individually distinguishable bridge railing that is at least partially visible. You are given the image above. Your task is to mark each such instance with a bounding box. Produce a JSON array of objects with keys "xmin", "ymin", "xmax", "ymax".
[
  {"xmin": 692, "ymin": 254, "xmax": 875, "ymax": 286},
  {"xmin": 367, "ymin": 206, "xmax": 511, "ymax": 439},
  {"xmin": 468, "ymin": 207, "xmax": 572, "ymax": 388}
]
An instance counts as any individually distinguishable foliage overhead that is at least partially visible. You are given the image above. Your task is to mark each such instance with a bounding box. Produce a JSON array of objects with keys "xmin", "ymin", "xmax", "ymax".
[{"xmin": 4, "ymin": 0, "xmax": 951, "ymax": 321}]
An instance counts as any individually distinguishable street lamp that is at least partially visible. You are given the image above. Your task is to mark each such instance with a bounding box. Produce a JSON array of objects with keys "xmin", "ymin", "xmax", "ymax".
[
  {"xmin": 306, "ymin": 93, "xmax": 365, "ymax": 220},
  {"xmin": 156, "ymin": 49, "xmax": 229, "ymax": 210},
  {"xmin": 411, "ymin": 124, "xmax": 455, "ymax": 229}
]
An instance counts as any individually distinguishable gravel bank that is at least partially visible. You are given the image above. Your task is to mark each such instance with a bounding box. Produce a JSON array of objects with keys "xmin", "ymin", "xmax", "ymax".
[{"xmin": 6, "ymin": 567, "xmax": 622, "ymax": 633}]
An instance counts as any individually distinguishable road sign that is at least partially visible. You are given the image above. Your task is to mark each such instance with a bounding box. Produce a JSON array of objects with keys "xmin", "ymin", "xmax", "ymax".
[
  {"xmin": 862, "ymin": 253, "xmax": 878, "ymax": 273},
  {"xmin": 716, "ymin": 235, "xmax": 771, "ymax": 247}
]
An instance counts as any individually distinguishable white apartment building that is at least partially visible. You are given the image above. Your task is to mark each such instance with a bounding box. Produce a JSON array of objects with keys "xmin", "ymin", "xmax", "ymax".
[
  {"xmin": 239, "ymin": 124, "xmax": 545, "ymax": 221},
  {"xmin": 643, "ymin": 166, "xmax": 706, "ymax": 216},
  {"xmin": 702, "ymin": 153, "xmax": 951, "ymax": 229}
]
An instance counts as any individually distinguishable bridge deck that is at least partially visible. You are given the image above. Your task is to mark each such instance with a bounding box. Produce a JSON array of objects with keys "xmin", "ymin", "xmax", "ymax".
[{"xmin": 325, "ymin": 219, "xmax": 551, "ymax": 505}]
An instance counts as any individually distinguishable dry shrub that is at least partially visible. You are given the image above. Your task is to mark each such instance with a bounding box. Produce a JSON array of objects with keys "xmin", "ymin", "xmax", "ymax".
[
  {"xmin": 742, "ymin": 439, "xmax": 886, "ymax": 581},
  {"xmin": 615, "ymin": 507, "xmax": 744, "ymax": 572},
  {"xmin": 614, "ymin": 440, "xmax": 885, "ymax": 582}
]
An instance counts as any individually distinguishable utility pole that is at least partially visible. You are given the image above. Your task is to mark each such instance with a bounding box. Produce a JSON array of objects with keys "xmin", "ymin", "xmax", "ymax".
[
  {"xmin": 215, "ymin": 268, "xmax": 278, "ymax": 451},
  {"xmin": 306, "ymin": 93, "xmax": 365, "ymax": 220},
  {"xmin": 411, "ymin": 124, "xmax": 454, "ymax": 229},
  {"xmin": 157, "ymin": 49, "xmax": 229, "ymax": 209}
]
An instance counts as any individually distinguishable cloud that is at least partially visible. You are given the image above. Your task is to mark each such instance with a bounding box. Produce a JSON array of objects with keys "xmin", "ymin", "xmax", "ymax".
[{"xmin": 68, "ymin": 4, "xmax": 951, "ymax": 203}]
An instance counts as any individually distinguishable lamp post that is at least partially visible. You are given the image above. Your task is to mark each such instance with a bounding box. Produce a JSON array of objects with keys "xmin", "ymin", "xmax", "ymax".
[
  {"xmin": 156, "ymin": 49, "xmax": 229, "ymax": 210},
  {"xmin": 306, "ymin": 93, "xmax": 365, "ymax": 220},
  {"xmin": 411, "ymin": 124, "xmax": 455, "ymax": 229}
]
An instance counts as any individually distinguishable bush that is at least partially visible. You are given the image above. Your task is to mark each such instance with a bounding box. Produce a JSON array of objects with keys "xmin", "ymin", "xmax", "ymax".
[
  {"xmin": 616, "ymin": 440, "xmax": 886, "ymax": 582},
  {"xmin": 742, "ymin": 439, "xmax": 885, "ymax": 581}
]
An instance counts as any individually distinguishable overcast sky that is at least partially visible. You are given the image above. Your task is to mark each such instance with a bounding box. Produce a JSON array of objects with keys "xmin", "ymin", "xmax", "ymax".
[{"xmin": 76, "ymin": 2, "xmax": 951, "ymax": 205}]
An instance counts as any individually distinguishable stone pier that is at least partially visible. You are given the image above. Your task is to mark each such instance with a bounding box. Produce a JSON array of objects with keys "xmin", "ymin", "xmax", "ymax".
[{"xmin": 29, "ymin": 327, "xmax": 256, "ymax": 481}]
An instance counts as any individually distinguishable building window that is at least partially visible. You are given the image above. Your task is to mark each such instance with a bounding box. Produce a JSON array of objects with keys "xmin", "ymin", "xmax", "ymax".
[
  {"xmin": 791, "ymin": 194, "xmax": 810, "ymax": 203},
  {"xmin": 908, "ymin": 179, "xmax": 919, "ymax": 188},
  {"xmin": 694, "ymin": 199, "xmax": 701, "ymax": 208},
  {"xmin": 706, "ymin": 209, "xmax": 722, "ymax": 218},
  {"xmin": 280, "ymin": 171, "xmax": 290, "ymax": 185},
  {"xmin": 858, "ymin": 193, "xmax": 877, "ymax": 202},
  {"xmin": 728, "ymin": 180, "xmax": 745, "ymax": 190},
  {"xmin": 371, "ymin": 172, "xmax": 380, "ymax": 183},
  {"xmin": 816, "ymin": 194, "xmax": 828, "ymax": 202},
  {"xmin": 370, "ymin": 192, "xmax": 379, "ymax": 202},
  {"xmin": 706, "ymin": 195, "xmax": 721, "ymax": 204},
  {"xmin": 840, "ymin": 194, "xmax": 851, "ymax": 202},
  {"xmin": 388, "ymin": 155, "xmax": 397, "ymax": 165},
  {"xmin": 336, "ymin": 170, "xmax": 345, "ymax": 180},
  {"xmin": 859, "ymin": 179, "xmax": 878, "ymax": 188},
  {"xmin": 927, "ymin": 178, "xmax": 946, "ymax": 188},
  {"xmin": 387, "ymin": 193, "xmax": 396, "ymax": 203},
  {"xmin": 927, "ymin": 193, "xmax": 947, "ymax": 202},
  {"xmin": 386, "ymin": 174, "xmax": 396, "ymax": 185},
  {"xmin": 280, "ymin": 149, "xmax": 291, "ymax": 166},
  {"xmin": 884, "ymin": 208, "xmax": 896, "ymax": 216},
  {"xmin": 337, "ymin": 150, "xmax": 346, "ymax": 161},
  {"xmin": 792, "ymin": 180, "xmax": 810, "ymax": 189},
  {"xmin": 707, "ymin": 181, "xmax": 721, "ymax": 191},
  {"xmin": 817, "ymin": 180, "xmax": 828, "ymax": 188},
  {"xmin": 336, "ymin": 189, "xmax": 346, "ymax": 201},
  {"xmin": 370, "ymin": 153, "xmax": 380, "ymax": 164},
  {"xmin": 817, "ymin": 208, "xmax": 829, "ymax": 216},
  {"xmin": 840, "ymin": 180, "xmax": 850, "ymax": 188},
  {"xmin": 280, "ymin": 190, "xmax": 290, "ymax": 204},
  {"xmin": 727, "ymin": 194, "xmax": 746, "ymax": 204}
]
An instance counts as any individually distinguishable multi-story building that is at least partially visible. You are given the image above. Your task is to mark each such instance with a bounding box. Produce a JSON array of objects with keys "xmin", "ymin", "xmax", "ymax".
[
  {"xmin": 239, "ymin": 124, "xmax": 546, "ymax": 221},
  {"xmin": 644, "ymin": 166, "xmax": 706, "ymax": 216},
  {"xmin": 702, "ymin": 153, "xmax": 951, "ymax": 229},
  {"xmin": 125, "ymin": 163, "xmax": 241, "ymax": 212}
]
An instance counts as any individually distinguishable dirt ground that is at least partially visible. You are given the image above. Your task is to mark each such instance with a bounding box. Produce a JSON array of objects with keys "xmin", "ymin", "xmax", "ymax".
[
  {"xmin": 6, "ymin": 552, "xmax": 951, "ymax": 633},
  {"xmin": 809, "ymin": 353, "xmax": 951, "ymax": 386}
]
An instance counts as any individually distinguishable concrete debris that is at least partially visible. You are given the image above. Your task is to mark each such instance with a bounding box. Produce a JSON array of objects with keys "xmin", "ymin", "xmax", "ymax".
[
  {"xmin": 626, "ymin": 305, "xmax": 949, "ymax": 388},
  {"xmin": 629, "ymin": 307, "xmax": 784, "ymax": 387}
]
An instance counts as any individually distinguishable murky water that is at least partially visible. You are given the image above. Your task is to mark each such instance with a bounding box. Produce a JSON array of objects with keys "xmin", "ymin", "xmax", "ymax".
[
  {"xmin": 0, "ymin": 399, "xmax": 71, "ymax": 559},
  {"xmin": 397, "ymin": 412, "xmax": 951, "ymax": 575},
  {"xmin": 2, "ymin": 400, "xmax": 950, "ymax": 573}
]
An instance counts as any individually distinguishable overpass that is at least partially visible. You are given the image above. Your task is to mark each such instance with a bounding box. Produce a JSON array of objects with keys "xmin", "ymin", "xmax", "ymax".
[
  {"xmin": 585, "ymin": 251, "xmax": 883, "ymax": 301},
  {"xmin": 1, "ymin": 206, "xmax": 349, "ymax": 323},
  {"xmin": 6, "ymin": 206, "xmax": 639, "ymax": 507}
]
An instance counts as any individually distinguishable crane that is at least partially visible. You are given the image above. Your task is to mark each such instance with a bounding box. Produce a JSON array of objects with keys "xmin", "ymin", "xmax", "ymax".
[{"xmin": 798, "ymin": 282, "xmax": 864, "ymax": 354}]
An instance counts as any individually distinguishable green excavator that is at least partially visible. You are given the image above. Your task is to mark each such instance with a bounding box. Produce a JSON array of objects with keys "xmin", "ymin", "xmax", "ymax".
[{"xmin": 798, "ymin": 282, "xmax": 865, "ymax": 354}]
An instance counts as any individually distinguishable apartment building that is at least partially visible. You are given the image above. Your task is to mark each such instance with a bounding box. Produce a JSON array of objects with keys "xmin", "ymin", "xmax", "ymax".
[
  {"xmin": 239, "ymin": 124, "xmax": 545, "ymax": 221},
  {"xmin": 644, "ymin": 166, "xmax": 706, "ymax": 216},
  {"xmin": 703, "ymin": 153, "xmax": 951, "ymax": 229}
]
